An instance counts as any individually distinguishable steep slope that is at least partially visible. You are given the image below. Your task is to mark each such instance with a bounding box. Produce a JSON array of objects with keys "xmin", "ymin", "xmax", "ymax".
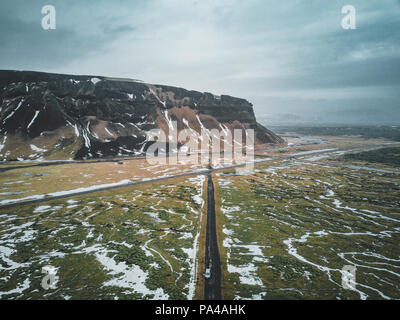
[{"xmin": 0, "ymin": 70, "xmax": 284, "ymax": 160}]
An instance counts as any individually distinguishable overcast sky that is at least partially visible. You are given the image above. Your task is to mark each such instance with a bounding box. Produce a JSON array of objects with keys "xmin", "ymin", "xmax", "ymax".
[{"xmin": 1, "ymin": 0, "xmax": 399, "ymax": 125}]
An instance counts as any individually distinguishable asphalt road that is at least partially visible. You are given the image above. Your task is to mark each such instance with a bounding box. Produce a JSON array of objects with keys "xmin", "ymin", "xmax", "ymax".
[{"xmin": 204, "ymin": 174, "xmax": 222, "ymax": 300}]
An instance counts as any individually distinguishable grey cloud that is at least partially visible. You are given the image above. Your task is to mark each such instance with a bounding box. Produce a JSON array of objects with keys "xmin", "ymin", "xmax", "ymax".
[
  {"xmin": 0, "ymin": 0, "xmax": 139, "ymax": 70},
  {"xmin": 0, "ymin": 0, "xmax": 399, "ymax": 125}
]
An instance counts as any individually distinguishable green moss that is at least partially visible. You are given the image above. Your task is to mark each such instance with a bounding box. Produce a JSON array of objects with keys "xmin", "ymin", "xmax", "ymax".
[
  {"xmin": 107, "ymin": 242, "xmax": 153, "ymax": 271},
  {"xmin": 0, "ymin": 177, "xmax": 203, "ymax": 300},
  {"xmin": 217, "ymin": 159, "xmax": 400, "ymax": 300}
]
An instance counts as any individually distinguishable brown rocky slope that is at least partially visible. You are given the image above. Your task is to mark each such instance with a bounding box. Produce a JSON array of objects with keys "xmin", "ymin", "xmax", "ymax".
[{"xmin": 0, "ymin": 70, "xmax": 284, "ymax": 160}]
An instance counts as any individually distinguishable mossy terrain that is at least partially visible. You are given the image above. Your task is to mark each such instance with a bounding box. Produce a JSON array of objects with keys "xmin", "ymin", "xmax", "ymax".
[
  {"xmin": 216, "ymin": 158, "xmax": 400, "ymax": 300},
  {"xmin": 0, "ymin": 176, "xmax": 204, "ymax": 300},
  {"xmin": 272, "ymin": 125, "xmax": 400, "ymax": 142},
  {"xmin": 342, "ymin": 147, "xmax": 400, "ymax": 167}
]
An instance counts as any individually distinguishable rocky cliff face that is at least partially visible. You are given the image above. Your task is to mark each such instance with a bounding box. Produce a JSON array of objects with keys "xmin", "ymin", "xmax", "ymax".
[{"xmin": 0, "ymin": 70, "xmax": 284, "ymax": 160}]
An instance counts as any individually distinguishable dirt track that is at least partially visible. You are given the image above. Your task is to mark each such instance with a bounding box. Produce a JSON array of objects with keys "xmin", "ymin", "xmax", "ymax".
[{"xmin": 1, "ymin": 143, "xmax": 394, "ymax": 210}]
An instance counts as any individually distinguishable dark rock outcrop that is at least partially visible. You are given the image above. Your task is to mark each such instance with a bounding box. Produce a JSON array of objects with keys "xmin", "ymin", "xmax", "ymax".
[{"xmin": 0, "ymin": 70, "xmax": 284, "ymax": 160}]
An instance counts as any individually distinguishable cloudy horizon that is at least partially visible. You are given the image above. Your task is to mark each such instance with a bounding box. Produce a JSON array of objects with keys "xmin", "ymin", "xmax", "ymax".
[{"xmin": 1, "ymin": 0, "xmax": 399, "ymax": 125}]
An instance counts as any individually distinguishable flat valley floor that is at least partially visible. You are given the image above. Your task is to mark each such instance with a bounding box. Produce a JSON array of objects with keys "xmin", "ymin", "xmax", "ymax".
[{"xmin": 0, "ymin": 134, "xmax": 399, "ymax": 299}]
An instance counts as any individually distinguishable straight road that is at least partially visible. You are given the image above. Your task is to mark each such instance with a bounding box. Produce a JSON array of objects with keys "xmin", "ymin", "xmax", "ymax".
[{"xmin": 204, "ymin": 174, "xmax": 221, "ymax": 300}]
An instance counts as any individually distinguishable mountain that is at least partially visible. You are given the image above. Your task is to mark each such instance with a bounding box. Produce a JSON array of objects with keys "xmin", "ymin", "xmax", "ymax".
[{"xmin": 0, "ymin": 70, "xmax": 284, "ymax": 161}]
